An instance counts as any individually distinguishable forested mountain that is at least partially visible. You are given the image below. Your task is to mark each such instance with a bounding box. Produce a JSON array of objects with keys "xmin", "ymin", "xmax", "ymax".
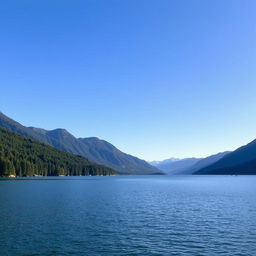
[
  {"xmin": 195, "ymin": 139, "xmax": 256, "ymax": 175},
  {"xmin": 0, "ymin": 112, "xmax": 161, "ymax": 174},
  {"xmin": 0, "ymin": 127, "xmax": 115, "ymax": 177}
]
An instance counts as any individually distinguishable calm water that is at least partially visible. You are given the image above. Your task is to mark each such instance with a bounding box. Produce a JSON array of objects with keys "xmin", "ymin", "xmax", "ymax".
[{"xmin": 0, "ymin": 175, "xmax": 256, "ymax": 256}]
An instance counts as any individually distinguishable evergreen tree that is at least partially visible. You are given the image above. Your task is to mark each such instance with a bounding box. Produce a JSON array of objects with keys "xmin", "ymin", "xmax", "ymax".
[{"xmin": 0, "ymin": 128, "xmax": 115, "ymax": 177}]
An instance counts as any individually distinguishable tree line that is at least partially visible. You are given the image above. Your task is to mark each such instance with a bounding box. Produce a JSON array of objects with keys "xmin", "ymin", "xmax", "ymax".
[{"xmin": 0, "ymin": 127, "xmax": 115, "ymax": 177}]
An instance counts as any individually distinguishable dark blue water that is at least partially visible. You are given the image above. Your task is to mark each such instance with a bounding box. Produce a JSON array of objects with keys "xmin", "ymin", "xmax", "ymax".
[{"xmin": 0, "ymin": 176, "xmax": 256, "ymax": 256}]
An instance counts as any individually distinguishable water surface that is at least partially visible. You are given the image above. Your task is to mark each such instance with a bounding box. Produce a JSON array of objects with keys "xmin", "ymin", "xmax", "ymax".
[{"xmin": 0, "ymin": 175, "xmax": 255, "ymax": 255}]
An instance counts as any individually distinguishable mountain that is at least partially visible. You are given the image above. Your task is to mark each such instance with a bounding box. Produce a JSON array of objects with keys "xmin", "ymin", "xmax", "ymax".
[
  {"xmin": 179, "ymin": 152, "xmax": 230, "ymax": 174},
  {"xmin": 150, "ymin": 152, "xmax": 230, "ymax": 175},
  {"xmin": 0, "ymin": 127, "xmax": 115, "ymax": 177},
  {"xmin": 0, "ymin": 112, "xmax": 161, "ymax": 175},
  {"xmin": 195, "ymin": 140, "xmax": 256, "ymax": 174},
  {"xmin": 149, "ymin": 158, "xmax": 180, "ymax": 167},
  {"xmin": 150, "ymin": 157, "xmax": 201, "ymax": 174}
]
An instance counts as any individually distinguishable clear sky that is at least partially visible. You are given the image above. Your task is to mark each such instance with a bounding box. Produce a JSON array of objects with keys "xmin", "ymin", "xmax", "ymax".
[{"xmin": 0, "ymin": 0, "xmax": 255, "ymax": 161}]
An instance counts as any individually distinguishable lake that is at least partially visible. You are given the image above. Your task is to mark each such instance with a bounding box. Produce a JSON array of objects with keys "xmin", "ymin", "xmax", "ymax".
[{"xmin": 0, "ymin": 175, "xmax": 255, "ymax": 255}]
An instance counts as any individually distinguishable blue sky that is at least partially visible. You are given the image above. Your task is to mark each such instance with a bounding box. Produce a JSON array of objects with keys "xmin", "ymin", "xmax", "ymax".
[{"xmin": 1, "ymin": 0, "xmax": 255, "ymax": 161}]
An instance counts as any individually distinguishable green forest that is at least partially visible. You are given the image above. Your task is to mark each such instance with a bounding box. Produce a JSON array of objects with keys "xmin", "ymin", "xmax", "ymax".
[{"xmin": 0, "ymin": 127, "xmax": 115, "ymax": 177}]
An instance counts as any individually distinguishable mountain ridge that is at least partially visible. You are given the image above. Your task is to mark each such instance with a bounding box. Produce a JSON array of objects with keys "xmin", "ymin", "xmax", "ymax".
[
  {"xmin": 151, "ymin": 152, "xmax": 230, "ymax": 175},
  {"xmin": 0, "ymin": 127, "xmax": 115, "ymax": 177},
  {"xmin": 179, "ymin": 151, "xmax": 230, "ymax": 174},
  {"xmin": 195, "ymin": 140, "xmax": 256, "ymax": 175},
  {"xmin": 0, "ymin": 112, "xmax": 161, "ymax": 175},
  {"xmin": 150, "ymin": 157, "xmax": 201, "ymax": 174}
]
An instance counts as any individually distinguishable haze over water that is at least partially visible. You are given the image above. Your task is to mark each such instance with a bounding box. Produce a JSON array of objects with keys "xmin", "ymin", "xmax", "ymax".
[{"xmin": 0, "ymin": 175, "xmax": 255, "ymax": 255}]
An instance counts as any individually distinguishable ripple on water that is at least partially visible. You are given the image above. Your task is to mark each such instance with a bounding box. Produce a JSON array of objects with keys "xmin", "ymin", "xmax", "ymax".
[{"xmin": 0, "ymin": 175, "xmax": 255, "ymax": 255}]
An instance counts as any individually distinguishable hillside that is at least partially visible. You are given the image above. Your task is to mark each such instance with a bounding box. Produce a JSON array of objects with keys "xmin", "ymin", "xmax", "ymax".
[
  {"xmin": 0, "ymin": 127, "xmax": 115, "ymax": 177},
  {"xmin": 0, "ymin": 112, "xmax": 161, "ymax": 174},
  {"xmin": 195, "ymin": 139, "xmax": 256, "ymax": 175},
  {"xmin": 180, "ymin": 152, "xmax": 230, "ymax": 174}
]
